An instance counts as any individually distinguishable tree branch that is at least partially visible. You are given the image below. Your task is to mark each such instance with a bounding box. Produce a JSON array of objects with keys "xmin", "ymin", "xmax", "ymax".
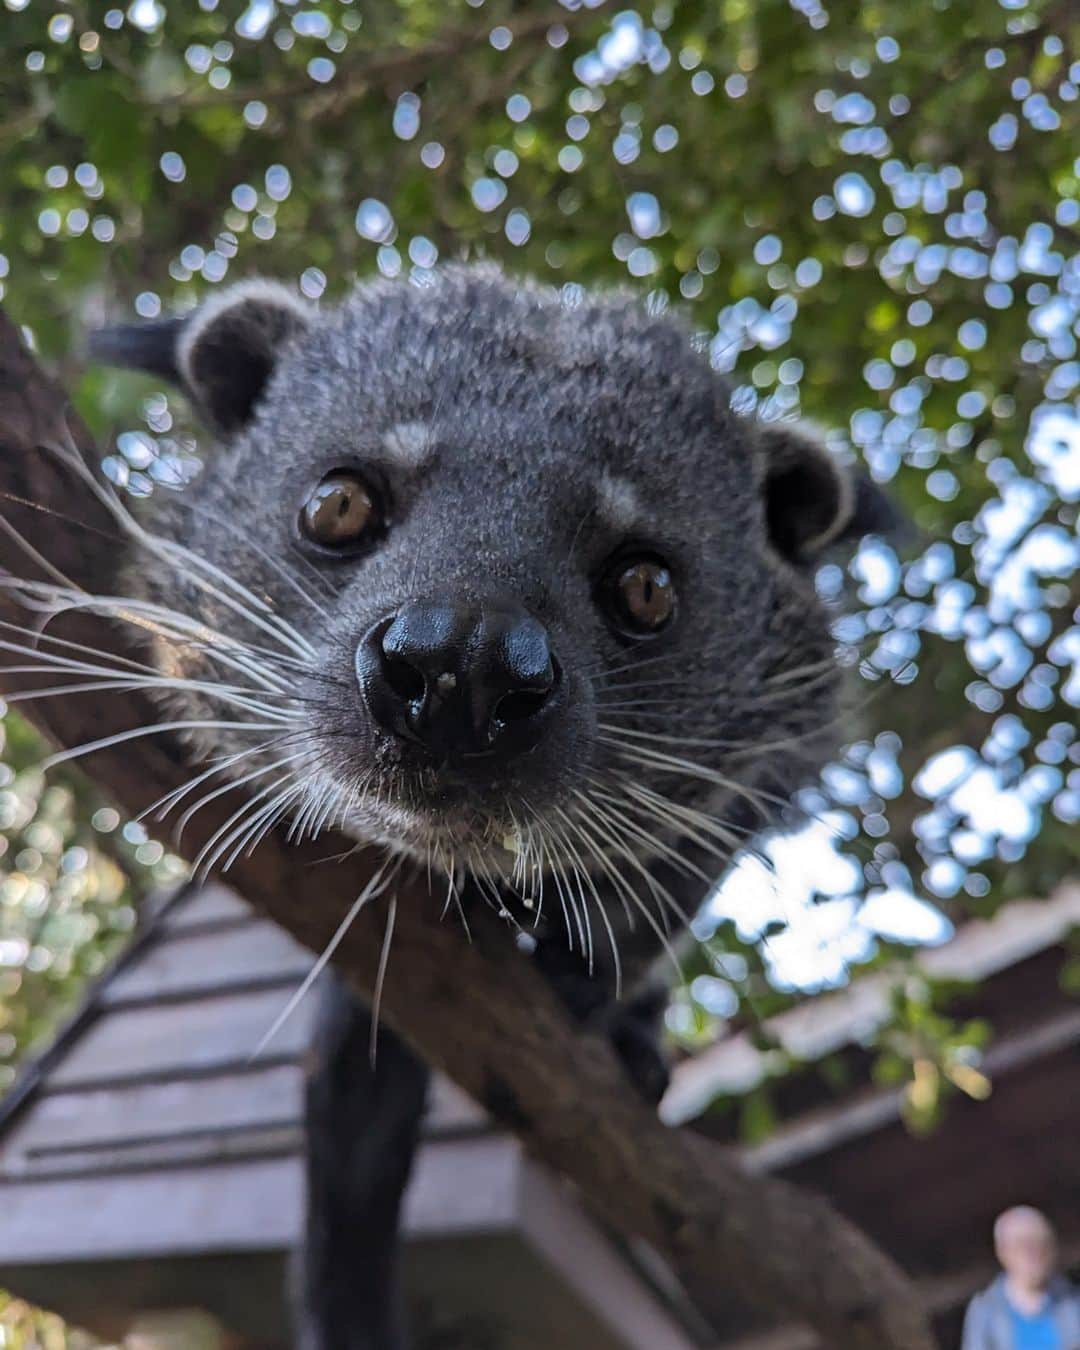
[
  {"xmin": 149, "ymin": 6, "xmax": 587, "ymax": 112},
  {"xmin": 0, "ymin": 309, "xmax": 939, "ymax": 1350}
]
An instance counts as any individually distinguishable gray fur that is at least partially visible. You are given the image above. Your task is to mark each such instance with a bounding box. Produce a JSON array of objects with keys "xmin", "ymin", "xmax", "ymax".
[{"xmin": 108, "ymin": 263, "xmax": 878, "ymax": 964}]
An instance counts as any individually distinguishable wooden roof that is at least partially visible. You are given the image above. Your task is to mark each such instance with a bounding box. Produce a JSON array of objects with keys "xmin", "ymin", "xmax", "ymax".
[
  {"xmin": 666, "ymin": 884, "xmax": 1080, "ymax": 1346},
  {"xmin": 3, "ymin": 878, "xmax": 1078, "ymax": 1348},
  {"xmin": 665, "ymin": 882, "xmax": 1080, "ymax": 1123},
  {"xmin": 0, "ymin": 882, "xmax": 702, "ymax": 1350}
]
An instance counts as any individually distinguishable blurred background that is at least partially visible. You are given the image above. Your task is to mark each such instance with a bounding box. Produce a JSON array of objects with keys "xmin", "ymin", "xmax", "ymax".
[{"xmin": 0, "ymin": 0, "xmax": 1077, "ymax": 1345}]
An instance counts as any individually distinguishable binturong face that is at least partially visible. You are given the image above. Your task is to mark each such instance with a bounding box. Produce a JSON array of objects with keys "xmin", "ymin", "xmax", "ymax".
[{"xmin": 94, "ymin": 265, "xmax": 893, "ymax": 947}]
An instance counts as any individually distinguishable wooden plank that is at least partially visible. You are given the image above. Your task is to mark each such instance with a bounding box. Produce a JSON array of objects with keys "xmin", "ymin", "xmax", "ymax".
[
  {"xmin": 426, "ymin": 1074, "xmax": 487, "ymax": 1134},
  {"xmin": 664, "ymin": 884, "xmax": 1080, "ymax": 1125},
  {"xmin": 518, "ymin": 1158, "xmax": 701, "ymax": 1350},
  {"xmin": 741, "ymin": 1007, "xmax": 1080, "ymax": 1176},
  {"xmin": 0, "ymin": 1135, "xmax": 523, "ymax": 1263},
  {"xmin": 161, "ymin": 884, "xmax": 257, "ymax": 931},
  {"xmin": 1, "ymin": 1071, "xmax": 483, "ymax": 1185},
  {"xmin": 47, "ymin": 988, "xmax": 317, "ymax": 1089},
  {"xmin": 401, "ymin": 1229, "xmax": 703, "ymax": 1350},
  {"xmin": 4, "ymin": 1123, "xmax": 305, "ymax": 1177},
  {"xmin": 0, "ymin": 1140, "xmax": 702, "ymax": 1350},
  {"xmin": 0, "ymin": 1064, "xmax": 304, "ymax": 1174},
  {"xmin": 404, "ymin": 1134, "xmax": 523, "ymax": 1236},
  {"xmin": 0, "ymin": 1156, "xmax": 304, "ymax": 1260},
  {"xmin": 103, "ymin": 920, "xmax": 312, "ymax": 1006}
]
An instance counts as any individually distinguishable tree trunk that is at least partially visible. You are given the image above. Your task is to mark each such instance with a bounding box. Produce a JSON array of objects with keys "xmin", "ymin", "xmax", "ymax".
[{"xmin": 0, "ymin": 309, "xmax": 939, "ymax": 1350}]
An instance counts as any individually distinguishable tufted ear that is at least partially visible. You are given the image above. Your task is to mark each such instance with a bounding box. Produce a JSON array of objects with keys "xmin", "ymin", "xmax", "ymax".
[
  {"xmin": 757, "ymin": 420, "xmax": 901, "ymax": 565},
  {"xmin": 89, "ymin": 279, "xmax": 312, "ymax": 436}
]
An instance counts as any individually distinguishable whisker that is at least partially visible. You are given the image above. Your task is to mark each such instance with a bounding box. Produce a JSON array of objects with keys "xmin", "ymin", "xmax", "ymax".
[
  {"xmin": 288, "ymin": 773, "xmax": 334, "ymax": 844},
  {"xmin": 584, "ymin": 779, "xmax": 715, "ymax": 887},
  {"xmin": 0, "ymin": 577, "xmax": 298, "ymax": 695},
  {"xmin": 41, "ymin": 719, "xmax": 285, "ymax": 771},
  {"xmin": 176, "ymin": 749, "xmax": 309, "ymax": 837},
  {"xmin": 620, "ymin": 779, "xmax": 749, "ymax": 854},
  {"xmin": 530, "ymin": 810, "xmax": 581, "ymax": 956},
  {"xmin": 139, "ymin": 737, "xmax": 287, "ymax": 824},
  {"xmin": 250, "ymin": 858, "xmax": 398, "ymax": 1062},
  {"xmin": 229, "ymin": 777, "xmax": 315, "ymax": 868},
  {"xmin": 598, "ymin": 721, "xmax": 758, "ymax": 754},
  {"xmin": 0, "ymin": 614, "xmax": 173, "ymax": 677},
  {"xmin": 566, "ymin": 797, "xmax": 685, "ymax": 978},
  {"xmin": 597, "ymin": 735, "xmax": 775, "ymax": 816},
  {"xmin": 551, "ymin": 808, "xmax": 621, "ymax": 988},
  {"xmin": 163, "ymin": 494, "xmax": 336, "ymax": 614},
  {"xmin": 192, "ymin": 768, "xmax": 307, "ymax": 876},
  {"xmin": 0, "ymin": 510, "xmax": 80, "ymax": 590},
  {"xmin": 1, "ymin": 673, "xmax": 295, "ymax": 722},
  {"xmin": 587, "ymin": 648, "xmax": 706, "ymax": 683},
  {"xmin": 44, "ymin": 430, "xmax": 319, "ymax": 662},
  {"xmin": 369, "ymin": 892, "xmax": 398, "ymax": 1066}
]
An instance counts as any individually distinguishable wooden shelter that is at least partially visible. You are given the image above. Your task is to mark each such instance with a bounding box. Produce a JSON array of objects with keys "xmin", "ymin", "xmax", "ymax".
[
  {"xmin": 0, "ymin": 882, "xmax": 702, "ymax": 1350},
  {"xmin": 1, "ymin": 880, "xmax": 1077, "ymax": 1348}
]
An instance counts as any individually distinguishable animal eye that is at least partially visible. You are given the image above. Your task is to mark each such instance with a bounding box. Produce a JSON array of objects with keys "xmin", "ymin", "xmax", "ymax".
[
  {"xmin": 300, "ymin": 472, "xmax": 380, "ymax": 549},
  {"xmin": 604, "ymin": 558, "xmax": 676, "ymax": 635}
]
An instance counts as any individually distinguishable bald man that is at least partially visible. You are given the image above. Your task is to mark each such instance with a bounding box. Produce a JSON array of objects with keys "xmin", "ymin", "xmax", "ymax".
[{"xmin": 962, "ymin": 1207, "xmax": 1080, "ymax": 1349}]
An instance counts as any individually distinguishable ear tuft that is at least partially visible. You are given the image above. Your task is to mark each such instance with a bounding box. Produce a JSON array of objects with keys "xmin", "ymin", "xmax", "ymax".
[
  {"xmin": 90, "ymin": 279, "xmax": 312, "ymax": 437},
  {"xmin": 758, "ymin": 420, "xmax": 898, "ymax": 564}
]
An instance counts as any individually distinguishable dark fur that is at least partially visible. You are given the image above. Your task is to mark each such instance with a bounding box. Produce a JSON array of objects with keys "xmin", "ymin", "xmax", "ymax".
[
  {"xmin": 93, "ymin": 265, "xmax": 891, "ymax": 1348},
  {"xmin": 300, "ymin": 975, "xmax": 428, "ymax": 1350}
]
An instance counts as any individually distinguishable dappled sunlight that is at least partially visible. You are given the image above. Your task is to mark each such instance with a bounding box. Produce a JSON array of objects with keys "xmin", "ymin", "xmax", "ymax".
[{"xmin": 698, "ymin": 818, "xmax": 954, "ymax": 992}]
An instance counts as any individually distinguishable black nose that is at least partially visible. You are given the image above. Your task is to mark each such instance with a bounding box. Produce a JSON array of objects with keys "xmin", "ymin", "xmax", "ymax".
[{"xmin": 356, "ymin": 597, "xmax": 561, "ymax": 758}]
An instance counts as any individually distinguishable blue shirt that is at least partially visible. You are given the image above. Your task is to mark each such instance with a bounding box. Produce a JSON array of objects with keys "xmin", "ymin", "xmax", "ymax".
[{"xmin": 1009, "ymin": 1298, "xmax": 1062, "ymax": 1350}]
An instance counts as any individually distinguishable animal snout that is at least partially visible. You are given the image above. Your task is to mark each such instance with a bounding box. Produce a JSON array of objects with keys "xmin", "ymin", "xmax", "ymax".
[{"xmin": 355, "ymin": 595, "xmax": 562, "ymax": 759}]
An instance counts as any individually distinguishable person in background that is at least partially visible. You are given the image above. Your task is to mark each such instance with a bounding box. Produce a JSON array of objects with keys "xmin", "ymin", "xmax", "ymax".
[{"xmin": 962, "ymin": 1207, "xmax": 1080, "ymax": 1349}]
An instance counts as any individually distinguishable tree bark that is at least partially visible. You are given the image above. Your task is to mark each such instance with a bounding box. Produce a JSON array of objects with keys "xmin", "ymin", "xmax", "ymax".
[{"xmin": 0, "ymin": 309, "xmax": 939, "ymax": 1350}]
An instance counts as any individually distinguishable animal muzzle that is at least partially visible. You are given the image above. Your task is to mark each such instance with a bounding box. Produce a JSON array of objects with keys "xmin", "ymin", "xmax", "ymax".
[{"xmin": 355, "ymin": 594, "xmax": 563, "ymax": 760}]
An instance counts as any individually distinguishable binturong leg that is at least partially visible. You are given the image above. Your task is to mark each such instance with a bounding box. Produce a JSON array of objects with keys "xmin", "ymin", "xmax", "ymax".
[{"xmin": 298, "ymin": 971, "xmax": 430, "ymax": 1350}]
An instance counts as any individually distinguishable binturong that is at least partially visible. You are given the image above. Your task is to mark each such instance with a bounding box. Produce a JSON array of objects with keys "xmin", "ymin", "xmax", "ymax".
[{"xmin": 87, "ymin": 264, "xmax": 897, "ymax": 1349}]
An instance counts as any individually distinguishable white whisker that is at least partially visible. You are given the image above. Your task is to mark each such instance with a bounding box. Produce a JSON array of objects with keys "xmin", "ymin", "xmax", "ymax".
[
  {"xmin": 43, "ymin": 431, "xmax": 319, "ymax": 661},
  {"xmin": 176, "ymin": 750, "xmax": 309, "ymax": 836},
  {"xmin": 249, "ymin": 859, "xmax": 398, "ymax": 1062},
  {"xmin": 565, "ymin": 797, "xmax": 684, "ymax": 979},
  {"xmin": 140, "ymin": 738, "xmax": 285, "ymax": 824},
  {"xmin": 41, "ymin": 719, "xmax": 283, "ymax": 771},
  {"xmin": 370, "ymin": 892, "xmax": 398, "ymax": 1066}
]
